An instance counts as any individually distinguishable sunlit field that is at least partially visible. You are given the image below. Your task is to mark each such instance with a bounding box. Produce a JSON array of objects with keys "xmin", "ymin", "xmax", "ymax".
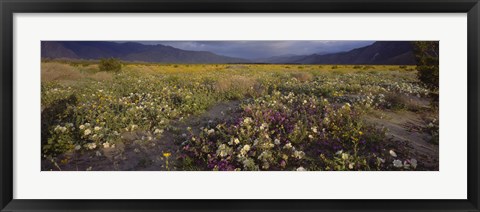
[{"xmin": 41, "ymin": 62, "xmax": 439, "ymax": 171}]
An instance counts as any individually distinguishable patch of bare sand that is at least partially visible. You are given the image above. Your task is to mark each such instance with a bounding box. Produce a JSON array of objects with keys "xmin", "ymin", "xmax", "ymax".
[{"xmin": 365, "ymin": 110, "xmax": 439, "ymax": 170}]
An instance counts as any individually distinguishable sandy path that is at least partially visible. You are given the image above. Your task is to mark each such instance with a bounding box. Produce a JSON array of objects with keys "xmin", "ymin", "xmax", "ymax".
[{"xmin": 365, "ymin": 110, "xmax": 439, "ymax": 170}]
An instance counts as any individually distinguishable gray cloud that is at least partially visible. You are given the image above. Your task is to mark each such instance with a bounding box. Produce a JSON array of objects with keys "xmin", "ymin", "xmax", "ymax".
[{"xmin": 128, "ymin": 41, "xmax": 375, "ymax": 59}]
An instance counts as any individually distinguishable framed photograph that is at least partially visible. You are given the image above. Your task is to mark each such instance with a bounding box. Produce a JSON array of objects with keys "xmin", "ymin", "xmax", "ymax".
[{"xmin": 1, "ymin": 0, "xmax": 479, "ymax": 211}]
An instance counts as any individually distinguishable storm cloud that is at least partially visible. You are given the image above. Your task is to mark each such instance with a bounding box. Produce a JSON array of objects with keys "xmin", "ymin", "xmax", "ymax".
[{"xmin": 131, "ymin": 41, "xmax": 375, "ymax": 59}]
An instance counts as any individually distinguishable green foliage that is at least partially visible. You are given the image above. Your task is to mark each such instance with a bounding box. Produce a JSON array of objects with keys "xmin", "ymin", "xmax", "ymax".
[
  {"xmin": 412, "ymin": 41, "xmax": 439, "ymax": 90},
  {"xmin": 99, "ymin": 58, "xmax": 122, "ymax": 73}
]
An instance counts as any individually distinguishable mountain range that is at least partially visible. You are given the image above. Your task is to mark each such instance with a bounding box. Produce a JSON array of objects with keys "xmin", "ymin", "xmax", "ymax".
[
  {"xmin": 41, "ymin": 41, "xmax": 416, "ymax": 65},
  {"xmin": 41, "ymin": 41, "xmax": 249, "ymax": 64}
]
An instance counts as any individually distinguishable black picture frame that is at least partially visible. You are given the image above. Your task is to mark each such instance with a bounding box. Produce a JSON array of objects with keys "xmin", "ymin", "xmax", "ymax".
[{"xmin": 1, "ymin": 0, "xmax": 479, "ymax": 211}]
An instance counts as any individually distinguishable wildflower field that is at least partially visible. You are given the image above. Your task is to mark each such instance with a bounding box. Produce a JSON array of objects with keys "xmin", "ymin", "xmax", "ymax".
[{"xmin": 41, "ymin": 62, "xmax": 439, "ymax": 171}]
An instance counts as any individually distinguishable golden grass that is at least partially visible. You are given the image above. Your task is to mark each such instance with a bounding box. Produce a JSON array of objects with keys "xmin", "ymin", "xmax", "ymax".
[
  {"xmin": 41, "ymin": 63, "xmax": 83, "ymax": 82},
  {"xmin": 291, "ymin": 72, "xmax": 313, "ymax": 82},
  {"xmin": 88, "ymin": 71, "xmax": 113, "ymax": 81},
  {"xmin": 42, "ymin": 62, "xmax": 416, "ymax": 88},
  {"xmin": 214, "ymin": 75, "xmax": 257, "ymax": 93},
  {"xmin": 42, "ymin": 62, "xmax": 112, "ymax": 83}
]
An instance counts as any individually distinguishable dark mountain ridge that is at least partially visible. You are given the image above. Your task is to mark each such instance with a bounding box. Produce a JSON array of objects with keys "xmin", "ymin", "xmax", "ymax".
[
  {"xmin": 42, "ymin": 41, "xmax": 417, "ymax": 65},
  {"xmin": 41, "ymin": 41, "xmax": 249, "ymax": 64}
]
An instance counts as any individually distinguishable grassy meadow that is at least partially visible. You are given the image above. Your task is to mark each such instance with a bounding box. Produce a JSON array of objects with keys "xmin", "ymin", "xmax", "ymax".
[{"xmin": 41, "ymin": 61, "xmax": 439, "ymax": 171}]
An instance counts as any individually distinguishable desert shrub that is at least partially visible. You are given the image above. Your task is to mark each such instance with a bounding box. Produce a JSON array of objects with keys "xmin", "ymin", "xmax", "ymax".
[
  {"xmin": 399, "ymin": 65, "xmax": 408, "ymax": 69},
  {"xmin": 331, "ymin": 65, "xmax": 338, "ymax": 69},
  {"xmin": 99, "ymin": 58, "xmax": 122, "ymax": 73},
  {"xmin": 353, "ymin": 65, "xmax": 362, "ymax": 69}
]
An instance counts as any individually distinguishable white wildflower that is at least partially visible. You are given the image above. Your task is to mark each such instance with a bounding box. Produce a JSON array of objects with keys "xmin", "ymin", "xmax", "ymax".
[
  {"xmin": 86, "ymin": 142, "xmax": 96, "ymax": 150},
  {"xmin": 293, "ymin": 150, "xmax": 305, "ymax": 159},
  {"xmin": 410, "ymin": 159, "xmax": 418, "ymax": 169},
  {"xmin": 296, "ymin": 167, "xmax": 306, "ymax": 171},
  {"xmin": 243, "ymin": 117, "xmax": 253, "ymax": 124},
  {"xmin": 389, "ymin": 150, "xmax": 397, "ymax": 157},
  {"xmin": 284, "ymin": 143, "xmax": 292, "ymax": 149},
  {"xmin": 84, "ymin": 129, "xmax": 92, "ymax": 136},
  {"xmin": 216, "ymin": 144, "xmax": 230, "ymax": 157},
  {"xmin": 274, "ymin": 139, "xmax": 280, "ymax": 145},
  {"xmin": 240, "ymin": 144, "xmax": 251, "ymax": 156},
  {"xmin": 103, "ymin": 142, "xmax": 110, "ymax": 149},
  {"xmin": 130, "ymin": 124, "xmax": 138, "ymax": 131},
  {"xmin": 349, "ymin": 163, "xmax": 355, "ymax": 169},
  {"xmin": 393, "ymin": 159, "xmax": 403, "ymax": 168},
  {"xmin": 260, "ymin": 123, "xmax": 268, "ymax": 130}
]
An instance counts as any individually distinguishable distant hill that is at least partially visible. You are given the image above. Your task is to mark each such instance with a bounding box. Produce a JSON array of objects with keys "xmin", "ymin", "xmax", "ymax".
[
  {"xmin": 41, "ymin": 41, "xmax": 250, "ymax": 64},
  {"xmin": 42, "ymin": 41, "xmax": 417, "ymax": 65},
  {"xmin": 267, "ymin": 41, "xmax": 416, "ymax": 65}
]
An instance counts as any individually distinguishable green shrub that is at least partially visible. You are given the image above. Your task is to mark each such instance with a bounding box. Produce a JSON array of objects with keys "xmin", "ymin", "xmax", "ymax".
[
  {"xmin": 99, "ymin": 58, "xmax": 122, "ymax": 73},
  {"xmin": 412, "ymin": 41, "xmax": 439, "ymax": 90}
]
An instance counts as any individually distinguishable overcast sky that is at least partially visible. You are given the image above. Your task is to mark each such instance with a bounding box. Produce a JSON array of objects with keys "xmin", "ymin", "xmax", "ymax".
[{"xmin": 129, "ymin": 41, "xmax": 375, "ymax": 59}]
